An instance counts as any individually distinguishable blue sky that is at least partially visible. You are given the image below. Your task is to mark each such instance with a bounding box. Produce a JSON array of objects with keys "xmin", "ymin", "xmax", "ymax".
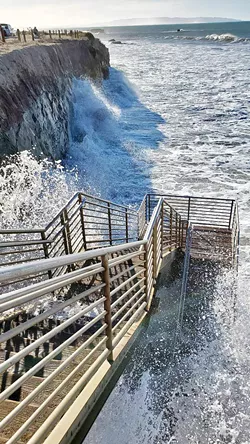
[{"xmin": 2, "ymin": 0, "xmax": 250, "ymax": 28}]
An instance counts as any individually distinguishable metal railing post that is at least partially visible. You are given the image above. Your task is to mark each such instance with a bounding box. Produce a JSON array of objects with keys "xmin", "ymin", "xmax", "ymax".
[
  {"xmin": 108, "ymin": 203, "xmax": 112, "ymax": 246},
  {"xmin": 144, "ymin": 243, "xmax": 150, "ymax": 309},
  {"xmin": 60, "ymin": 211, "xmax": 71, "ymax": 261},
  {"xmin": 161, "ymin": 202, "xmax": 164, "ymax": 257},
  {"xmin": 170, "ymin": 208, "xmax": 173, "ymax": 251},
  {"xmin": 178, "ymin": 217, "xmax": 181, "ymax": 248},
  {"xmin": 187, "ymin": 197, "xmax": 191, "ymax": 222},
  {"xmin": 41, "ymin": 231, "xmax": 52, "ymax": 279},
  {"xmin": 148, "ymin": 194, "xmax": 151, "ymax": 221},
  {"xmin": 101, "ymin": 254, "xmax": 114, "ymax": 362},
  {"xmin": 125, "ymin": 208, "xmax": 129, "ymax": 243},
  {"xmin": 228, "ymin": 201, "xmax": 234, "ymax": 229},
  {"xmin": 175, "ymin": 213, "xmax": 178, "ymax": 248},
  {"xmin": 153, "ymin": 224, "xmax": 158, "ymax": 279},
  {"xmin": 78, "ymin": 194, "xmax": 87, "ymax": 250}
]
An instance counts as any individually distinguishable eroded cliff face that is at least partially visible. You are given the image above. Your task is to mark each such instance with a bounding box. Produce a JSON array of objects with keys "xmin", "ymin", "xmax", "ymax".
[{"xmin": 0, "ymin": 37, "xmax": 109, "ymax": 159}]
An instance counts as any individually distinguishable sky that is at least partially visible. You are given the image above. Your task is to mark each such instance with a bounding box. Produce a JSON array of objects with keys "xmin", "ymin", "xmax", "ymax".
[{"xmin": 1, "ymin": 0, "xmax": 250, "ymax": 28}]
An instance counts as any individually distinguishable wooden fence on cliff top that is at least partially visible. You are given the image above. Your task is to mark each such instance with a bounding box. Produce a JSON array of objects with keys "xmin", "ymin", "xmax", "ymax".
[{"xmin": 0, "ymin": 27, "xmax": 89, "ymax": 44}]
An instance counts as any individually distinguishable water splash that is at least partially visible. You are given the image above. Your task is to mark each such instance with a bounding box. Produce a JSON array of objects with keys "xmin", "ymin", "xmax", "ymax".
[{"xmin": 0, "ymin": 151, "xmax": 79, "ymax": 230}]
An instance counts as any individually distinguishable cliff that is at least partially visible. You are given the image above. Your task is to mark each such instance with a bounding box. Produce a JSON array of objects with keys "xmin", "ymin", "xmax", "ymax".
[{"xmin": 0, "ymin": 37, "xmax": 109, "ymax": 159}]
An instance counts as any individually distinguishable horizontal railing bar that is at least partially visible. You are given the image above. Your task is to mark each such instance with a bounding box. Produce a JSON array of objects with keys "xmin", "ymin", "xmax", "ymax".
[
  {"xmin": 85, "ymin": 237, "xmax": 134, "ymax": 244},
  {"xmin": 110, "ymin": 269, "xmax": 145, "ymax": 297},
  {"xmin": 110, "ymin": 265, "xmax": 145, "ymax": 284},
  {"xmin": 0, "ymin": 228, "xmax": 45, "ymax": 234},
  {"xmin": 0, "ymin": 324, "xmax": 107, "ymax": 432},
  {"xmin": 84, "ymin": 200, "xmax": 126, "ymax": 214},
  {"xmin": 0, "ymin": 304, "xmax": 106, "ymax": 378},
  {"xmin": 0, "ymin": 247, "xmax": 44, "ymax": 256},
  {"xmin": 81, "ymin": 192, "xmax": 137, "ymax": 212},
  {"xmin": 0, "ymin": 272, "xmax": 48, "ymax": 289},
  {"xmin": 112, "ymin": 302, "xmax": 147, "ymax": 348},
  {"xmin": 111, "ymin": 280, "xmax": 146, "ymax": 310},
  {"xmin": 0, "ymin": 239, "xmax": 52, "ymax": 248},
  {"xmin": 108, "ymin": 250, "xmax": 144, "ymax": 268},
  {"xmin": 45, "ymin": 221, "xmax": 64, "ymax": 240},
  {"xmin": 0, "ymin": 255, "xmax": 44, "ymax": 268},
  {"xmin": 112, "ymin": 288, "xmax": 146, "ymax": 322},
  {"xmin": 0, "ymin": 241, "xmax": 146, "ymax": 283},
  {"xmin": 0, "ymin": 268, "xmax": 104, "ymax": 310},
  {"xmin": 0, "ymin": 285, "xmax": 105, "ymax": 343},
  {"xmin": 0, "ymin": 316, "xmax": 107, "ymax": 434},
  {"xmin": 112, "ymin": 293, "xmax": 146, "ymax": 330},
  {"xmin": 148, "ymin": 193, "xmax": 235, "ymax": 202},
  {"xmin": 44, "ymin": 193, "xmax": 79, "ymax": 231},
  {"xmin": 26, "ymin": 348, "xmax": 111, "ymax": 444}
]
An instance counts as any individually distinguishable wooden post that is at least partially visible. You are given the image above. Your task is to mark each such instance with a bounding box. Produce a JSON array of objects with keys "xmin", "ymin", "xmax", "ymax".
[
  {"xmin": 70, "ymin": 30, "xmax": 73, "ymax": 38},
  {"xmin": 49, "ymin": 30, "xmax": 52, "ymax": 39},
  {"xmin": 74, "ymin": 31, "xmax": 77, "ymax": 39},
  {"xmin": 108, "ymin": 203, "xmax": 112, "ymax": 246},
  {"xmin": 58, "ymin": 30, "xmax": 61, "ymax": 39},
  {"xmin": 0, "ymin": 26, "xmax": 5, "ymax": 43},
  {"xmin": 17, "ymin": 29, "xmax": 21, "ymax": 42},
  {"xmin": 31, "ymin": 29, "xmax": 34, "ymax": 41},
  {"xmin": 101, "ymin": 255, "xmax": 114, "ymax": 362},
  {"xmin": 22, "ymin": 30, "xmax": 26, "ymax": 42}
]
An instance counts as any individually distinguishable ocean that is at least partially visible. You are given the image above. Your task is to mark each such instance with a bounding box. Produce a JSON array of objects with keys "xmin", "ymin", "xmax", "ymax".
[{"xmin": 2, "ymin": 21, "xmax": 250, "ymax": 443}]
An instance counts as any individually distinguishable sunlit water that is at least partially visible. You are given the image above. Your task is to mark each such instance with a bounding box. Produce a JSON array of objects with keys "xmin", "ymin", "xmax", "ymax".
[{"xmin": 1, "ymin": 22, "xmax": 250, "ymax": 443}]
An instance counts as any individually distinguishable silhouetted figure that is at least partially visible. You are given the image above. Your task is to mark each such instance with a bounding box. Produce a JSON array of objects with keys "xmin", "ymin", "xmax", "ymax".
[{"xmin": 33, "ymin": 27, "xmax": 39, "ymax": 38}]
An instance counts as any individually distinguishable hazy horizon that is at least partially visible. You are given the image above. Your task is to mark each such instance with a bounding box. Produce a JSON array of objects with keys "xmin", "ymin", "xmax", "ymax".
[{"xmin": 2, "ymin": 0, "xmax": 250, "ymax": 29}]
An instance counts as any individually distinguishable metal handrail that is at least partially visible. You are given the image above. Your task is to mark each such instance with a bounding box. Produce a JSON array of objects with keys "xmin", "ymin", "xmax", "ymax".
[
  {"xmin": 0, "ymin": 193, "xmax": 240, "ymax": 444},
  {"xmin": 0, "ymin": 241, "xmax": 145, "ymax": 284}
]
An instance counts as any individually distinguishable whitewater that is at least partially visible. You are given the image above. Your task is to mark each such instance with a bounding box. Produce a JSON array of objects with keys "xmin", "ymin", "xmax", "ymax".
[{"xmin": 1, "ymin": 22, "xmax": 250, "ymax": 443}]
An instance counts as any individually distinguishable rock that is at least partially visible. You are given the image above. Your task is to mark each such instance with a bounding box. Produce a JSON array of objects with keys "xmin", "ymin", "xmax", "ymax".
[
  {"xmin": 111, "ymin": 40, "xmax": 122, "ymax": 45},
  {"xmin": 0, "ymin": 39, "xmax": 110, "ymax": 160}
]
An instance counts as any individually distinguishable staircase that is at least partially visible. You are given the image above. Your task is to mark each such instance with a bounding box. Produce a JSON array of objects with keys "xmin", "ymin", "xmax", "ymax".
[{"xmin": 0, "ymin": 192, "xmax": 239, "ymax": 444}]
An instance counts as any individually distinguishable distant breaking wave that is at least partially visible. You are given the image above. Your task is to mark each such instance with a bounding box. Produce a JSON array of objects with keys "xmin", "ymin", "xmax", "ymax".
[{"xmin": 165, "ymin": 33, "xmax": 250, "ymax": 43}]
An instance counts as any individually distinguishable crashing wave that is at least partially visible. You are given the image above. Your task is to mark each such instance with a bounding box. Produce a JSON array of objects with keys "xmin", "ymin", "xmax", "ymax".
[
  {"xmin": 164, "ymin": 32, "xmax": 249, "ymax": 43},
  {"xmin": 205, "ymin": 33, "xmax": 240, "ymax": 42}
]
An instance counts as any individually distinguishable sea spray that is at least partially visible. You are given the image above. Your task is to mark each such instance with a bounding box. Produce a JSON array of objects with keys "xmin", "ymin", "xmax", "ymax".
[{"xmin": 0, "ymin": 151, "xmax": 79, "ymax": 230}]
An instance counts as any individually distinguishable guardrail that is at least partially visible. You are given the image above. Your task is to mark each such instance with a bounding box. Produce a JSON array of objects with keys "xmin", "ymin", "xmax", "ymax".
[
  {"xmin": 147, "ymin": 194, "xmax": 236, "ymax": 229},
  {"xmin": 0, "ymin": 197, "xmax": 183, "ymax": 443},
  {"xmin": 0, "ymin": 193, "xmax": 240, "ymax": 443},
  {"xmin": 0, "ymin": 192, "xmax": 138, "ymax": 290}
]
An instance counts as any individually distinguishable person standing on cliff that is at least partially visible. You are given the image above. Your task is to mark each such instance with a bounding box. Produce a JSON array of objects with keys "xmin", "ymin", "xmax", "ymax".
[{"xmin": 33, "ymin": 27, "xmax": 39, "ymax": 38}]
